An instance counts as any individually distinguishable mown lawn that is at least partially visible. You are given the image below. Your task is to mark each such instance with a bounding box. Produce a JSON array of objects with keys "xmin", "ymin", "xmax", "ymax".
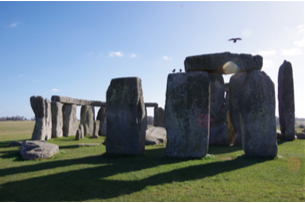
[{"xmin": 0, "ymin": 121, "xmax": 304, "ymax": 202}]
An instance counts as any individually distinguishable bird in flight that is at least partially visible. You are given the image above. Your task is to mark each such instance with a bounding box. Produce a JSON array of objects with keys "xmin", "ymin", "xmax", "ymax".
[{"xmin": 228, "ymin": 38, "xmax": 242, "ymax": 43}]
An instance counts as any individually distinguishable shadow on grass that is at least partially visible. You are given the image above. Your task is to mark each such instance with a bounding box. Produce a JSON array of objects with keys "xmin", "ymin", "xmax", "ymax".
[{"xmin": 0, "ymin": 147, "xmax": 270, "ymax": 202}]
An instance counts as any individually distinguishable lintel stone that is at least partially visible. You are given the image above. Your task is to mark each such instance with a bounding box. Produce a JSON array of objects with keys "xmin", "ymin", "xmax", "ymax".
[{"xmin": 51, "ymin": 95, "xmax": 105, "ymax": 107}]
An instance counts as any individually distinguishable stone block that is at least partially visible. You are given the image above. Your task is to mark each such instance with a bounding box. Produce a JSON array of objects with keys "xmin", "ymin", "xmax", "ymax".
[
  {"xmin": 278, "ymin": 60, "xmax": 295, "ymax": 141},
  {"xmin": 106, "ymin": 77, "xmax": 146, "ymax": 155},
  {"xmin": 154, "ymin": 107, "xmax": 164, "ymax": 127},
  {"xmin": 80, "ymin": 105, "xmax": 95, "ymax": 135},
  {"xmin": 164, "ymin": 72, "xmax": 209, "ymax": 158},
  {"xmin": 62, "ymin": 104, "xmax": 78, "ymax": 137},
  {"xmin": 51, "ymin": 101, "xmax": 63, "ymax": 138},
  {"xmin": 20, "ymin": 140, "xmax": 59, "ymax": 160},
  {"xmin": 97, "ymin": 107, "xmax": 106, "ymax": 135}
]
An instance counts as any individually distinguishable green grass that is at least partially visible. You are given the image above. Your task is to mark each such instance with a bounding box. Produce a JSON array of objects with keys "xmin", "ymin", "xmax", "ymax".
[{"xmin": 0, "ymin": 121, "xmax": 304, "ymax": 201}]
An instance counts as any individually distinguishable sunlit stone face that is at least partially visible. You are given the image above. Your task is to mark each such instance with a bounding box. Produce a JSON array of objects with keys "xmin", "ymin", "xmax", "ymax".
[{"xmin": 222, "ymin": 61, "xmax": 239, "ymax": 74}]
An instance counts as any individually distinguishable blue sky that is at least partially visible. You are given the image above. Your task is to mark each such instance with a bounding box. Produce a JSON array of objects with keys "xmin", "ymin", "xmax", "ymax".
[{"xmin": 0, "ymin": 1, "xmax": 304, "ymax": 119}]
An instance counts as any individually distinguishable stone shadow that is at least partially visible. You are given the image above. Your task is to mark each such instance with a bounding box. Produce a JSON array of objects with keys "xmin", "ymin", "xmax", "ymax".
[{"xmin": 0, "ymin": 148, "xmax": 269, "ymax": 201}]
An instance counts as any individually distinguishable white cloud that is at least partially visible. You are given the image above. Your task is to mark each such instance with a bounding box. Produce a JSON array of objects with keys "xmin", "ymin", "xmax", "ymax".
[
  {"xmin": 51, "ymin": 88, "xmax": 60, "ymax": 92},
  {"xmin": 9, "ymin": 22, "xmax": 19, "ymax": 28},
  {"xmin": 262, "ymin": 59, "xmax": 275, "ymax": 70},
  {"xmin": 257, "ymin": 50, "xmax": 276, "ymax": 56},
  {"xmin": 109, "ymin": 51, "xmax": 124, "ymax": 57},
  {"xmin": 130, "ymin": 53, "xmax": 137, "ymax": 58},
  {"xmin": 281, "ymin": 48, "xmax": 302, "ymax": 56},
  {"xmin": 294, "ymin": 38, "xmax": 304, "ymax": 47},
  {"xmin": 163, "ymin": 56, "xmax": 172, "ymax": 61}
]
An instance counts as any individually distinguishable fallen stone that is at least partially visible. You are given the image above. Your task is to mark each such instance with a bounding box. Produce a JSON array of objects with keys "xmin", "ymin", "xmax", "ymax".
[
  {"xmin": 9, "ymin": 141, "xmax": 23, "ymax": 147},
  {"xmin": 239, "ymin": 70, "xmax": 278, "ymax": 158},
  {"xmin": 164, "ymin": 72, "xmax": 209, "ymax": 158},
  {"xmin": 296, "ymin": 133, "xmax": 305, "ymax": 139},
  {"xmin": 51, "ymin": 95, "xmax": 105, "ymax": 107},
  {"xmin": 80, "ymin": 105, "xmax": 95, "ymax": 135},
  {"xmin": 62, "ymin": 104, "xmax": 78, "ymax": 137},
  {"xmin": 145, "ymin": 126, "xmax": 167, "ymax": 145},
  {"xmin": 278, "ymin": 60, "xmax": 295, "ymax": 141},
  {"xmin": 106, "ymin": 77, "xmax": 146, "ymax": 155},
  {"xmin": 184, "ymin": 52, "xmax": 263, "ymax": 74},
  {"xmin": 209, "ymin": 74, "xmax": 229, "ymax": 146},
  {"xmin": 51, "ymin": 101, "xmax": 63, "ymax": 138},
  {"xmin": 20, "ymin": 140, "xmax": 59, "ymax": 160}
]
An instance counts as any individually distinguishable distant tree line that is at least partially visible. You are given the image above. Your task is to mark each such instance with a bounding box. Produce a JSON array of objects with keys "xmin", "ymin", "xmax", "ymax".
[{"xmin": 0, "ymin": 116, "xmax": 33, "ymax": 121}]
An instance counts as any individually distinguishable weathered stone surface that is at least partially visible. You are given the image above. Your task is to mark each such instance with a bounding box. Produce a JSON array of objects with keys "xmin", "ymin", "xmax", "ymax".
[
  {"xmin": 97, "ymin": 107, "xmax": 106, "ymax": 135},
  {"xmin": 20, "ymin": 140, "xmax": 59, "ymax": 160},
  {"xmin": 184, "ymin": 52, "xmax": 263, "ymax": 74},
  {"xmin": 80, "ymin": 105, "xmax": 95, "ymax": 135},
  {"xmin": 90, "ymin": 120, "xmax": 100, "ymax": 138},
  {"xmin": 239, "ymin": 70, "xmax": 277, "ymax": 158},
  {"xmin": 154, "ymin": 107, "xmax": 164, "ymax": 127},
  {"xmin": 106, "ymin": 77, "xmax": 146, "ymax": 155},
  {"xmin": 30, "ymin": 96, "xmax": 52, "ymax": 141},
  {"xmin": 209, "ymin": 74, "xmax": 229, "ymax": 145},
  {"xmin": 229, "ymin": 72, "xmax": 247, "ymax": 145},
  {"xmin": 224, "ymin": 83, "xmax": 234, "ymax": 143},
  {"xmin": 62, "ymin": 104, "xmax": 78, "ymax": 137},
  {"xmin": 9, "ymin": 141, "xmax": 23, "ymax": 147},
  {"xmin": 75, "ymin": 129, "xmax": 82, "ymax": 140},
  {"xmin": 101, "ymin": 116, "xmax": 107, "ymax": 135},
  {"xmin": 51, "ymin": 95, "xmax": 105, "ymax": 107},
  {"xmin": 164, "ymin": 72, "xmax": 210, "ymax": 158},
  {"xmin": 51, "ymin": 101, "xmax": 63, "ymax": 138},
  {"xmin": 145, "ymin": 126, "xmax": 167, "ymax": 145},
  {"xmin": 278, "ymin": 60, "xmax": 295, "ymax": 141},
  {"xmin": 79, "ymin": 124, "xmax": 84, "ymax": 139}
]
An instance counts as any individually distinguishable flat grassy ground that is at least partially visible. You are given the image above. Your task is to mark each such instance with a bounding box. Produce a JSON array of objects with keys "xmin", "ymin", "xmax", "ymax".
[{"xmin": 0, "ymin": 121, "xmax": 304, "ymax": 202}]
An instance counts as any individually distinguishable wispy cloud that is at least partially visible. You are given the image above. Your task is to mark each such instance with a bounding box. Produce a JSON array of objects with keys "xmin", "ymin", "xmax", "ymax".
[
  {"xmin": 294, "ymin": 38, "xmax": 304, "ymax": 47},
  {"xmin": 257, "ymin": 50, "xmax": 276, "ymax": 56},
  {"xmin": 109, "ymin": 51, "xmax": 124, "ymax": 57},
  {"xmin": 281, "ymin": 48, "xmax": 302, "ymax": 56},
  {"xmin": 130, "ymin": 53, "xmax": 137, "ymax": 58},
  {"xmin": 51, "ymin": 88, "xmax": 61, "ymax": 92},
  {"xmin": 9, "ymin": 22, "xmax": 19, "ymax": 28},
  {"xmin": 163, "ymin": 56, "xmax": 172, "ymax": 61}
]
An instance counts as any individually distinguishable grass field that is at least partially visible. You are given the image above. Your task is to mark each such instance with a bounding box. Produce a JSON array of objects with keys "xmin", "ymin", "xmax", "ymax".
[{"xmin": 0, "ymin": 121, "xmax": 304, "ymax": 201}]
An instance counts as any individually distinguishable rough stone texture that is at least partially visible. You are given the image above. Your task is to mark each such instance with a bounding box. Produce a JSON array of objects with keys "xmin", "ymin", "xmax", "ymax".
[
  {"xmin": 209, "ymin": 74, "xmax": 229, "ymax": 145},
  {"xmin": 51, "ymin": 95, "xmax": 105, "ymax": 107},
  {"xmin": 184, "ymin": 52, "xmax": 263, "ymax": 74},
  {"xmin": 278, "ymin": 60, "xmax": 295, "ymax": 141},
  {"xmin": 30, "ymin": 96, "xmax": 52, "ymax": 141},
  {"xmin": 80, "ymin": 105, "xmax": 95, "ymax": 135},
  {"xmin": 91, "ymin": 120, "xmax": 100, "ymax": 138},
  {"xmin": 51, "ymin": 101, "xmax": 63, "ymax": 138},
  {"xmin": 229, "ymin": 72, "xmax": 247, "ymax": 145},
  {"xmin": 20, "ymin": 140, "xmax": 59, "ymax": 160},
  {"xmin": 106, "ymin": 77, "xmax": 146, "ymax": 155},
  {"xmin": 75, "ymin": 129, "xmax": 82, "ymax": 140},
  {"xmin": 145, "ymin": 126, "xmax": 167, "ymax": 145},
  {"xmin": 164, "ymin": 72, "xmax": 210, "ymax": 158},
  {"xmin": 79, "ymin": 124, "xmax": 84, "ymax": 139},
  {"xmin": 62, "ymin": 104, "xmax": 78, "ymax": 137},
  {"xmin": 154, "ymin": 107, "xmax": 164, "ymax": 127},
  {"xmin": 224, "ymin": 83, "xmax": 234, "ymax": 143},
  {"xmin": 97, "ymin": 107, "xmax": 106, "ymax": 135},
  {"xmin": 239, "ymin": 70, "xmax": 278, "ymax": 158},
  {"xmin": 101, "ymin": 116, "xmax": 107, "ymax": 135}
]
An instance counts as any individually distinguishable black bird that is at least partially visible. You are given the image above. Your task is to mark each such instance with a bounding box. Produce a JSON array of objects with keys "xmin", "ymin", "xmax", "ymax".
[
  {"xmin": 228, "ymin": 38, "xmax": 242, "ymax": 43},
  {"xmin": 172, "ymin": 69, "xmax": 176, "ymax": 73},
  {"xmin": 179, "ymin": 69, "xmax": 182, "ymax": 72}
]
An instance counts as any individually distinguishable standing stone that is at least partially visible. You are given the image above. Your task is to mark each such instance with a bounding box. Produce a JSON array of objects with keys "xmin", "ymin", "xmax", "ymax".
[
  {"xmin": 229, "ymin": 72, "xmax": 247, "ymax": 145},
  {"xmin": 79, "ymin": 124, "xmax": 84, "ymax": 139},
  {"xmin": 154, "ymin": 107, "xmax": 164, "ymax": 127},
  {"xmin": 239, "ymin": 70, "xmax": 277, "ymax": 158},
  {"xmin": 62, "ymin": 104, "xmax": 78, "ymax": 137},
  {"xmin": 164, "ymin": 72, "xmax": 210, "ymax": 158},
  {"xmin": 75, "ymin": 129, "xmax": 82, "ymax": 140},
  {"xmin": 209, "ymin": 74, "xmax": 229, "ymax": 145},
  {"xmin": 106, "ymin": 77, "xmax": 146, "ymax": 155},
  {"xmin": 30, "ymin": 96, "xmax": 52, "ymax": 140},
  {"xmin": 101, "ymin": 116, "xmax": 107, "ymax": 135},
  {"xmin": 80, "ymin": 105, "xmax": 95, "ymax": 135},
  {"xmin": 97, "ymin": 107, "xmax": 106, "ymax": 135},
  {"xmin": 278, "ymin": 60, "xmax": 295, "ymax": 141},
  {"xmin": 91, "ymin": 120, "xmax": 100, "ymax": 138},
  {"xmin": 51, "ymin": 101, "xmax": 63, "ymax": 138},
  {"xmin": 224, "ymin": 83, "xmax": 234, "ymax": 143}
]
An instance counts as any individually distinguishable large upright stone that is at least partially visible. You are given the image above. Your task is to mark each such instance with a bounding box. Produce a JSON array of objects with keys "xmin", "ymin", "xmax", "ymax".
[
  {"xmin": 62, "ymin": 104, "xmax": 78, "ymax": 137},
  {"xmin": 51, "ymin": 101, "xmax": 63, "ymax": 138},
  {"xmin": 30, "ymin": 96, "xmax": 52, "ymax": 140},
  {"xmin": 80, "ymin": 105, "xmax": 95, "ymax": 135},
  {"xmin": 229, "ymin": 72, "xmax": 248, "ymax": 145},
  {"xmin": 154, "ymin": 107, "xmax": 164, "ymax": 127},
  {"xmin": 106, "ymin": 77, "xmax": 146, "ymax": 155},
  {"xmin": 97, "ymin": 107, "xmax": 106, "ymax": 135},
  {"xmin": 278, "ymin": 60, "xmax": 295, "ymax": 141},
  {"xmin": 184, "ymin": 52, "xmax": 263, "ymax": 74},
  {"xmin": 209, "ymin": 74, "xmax": 229, "ymax": 145},
  {"xmin": 239, "ymin": 70, "xmax": 277, "ymax": 158},
  {"xmin": 164, "ymin": 72, "xmax": 210, "ymax": 158}
]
